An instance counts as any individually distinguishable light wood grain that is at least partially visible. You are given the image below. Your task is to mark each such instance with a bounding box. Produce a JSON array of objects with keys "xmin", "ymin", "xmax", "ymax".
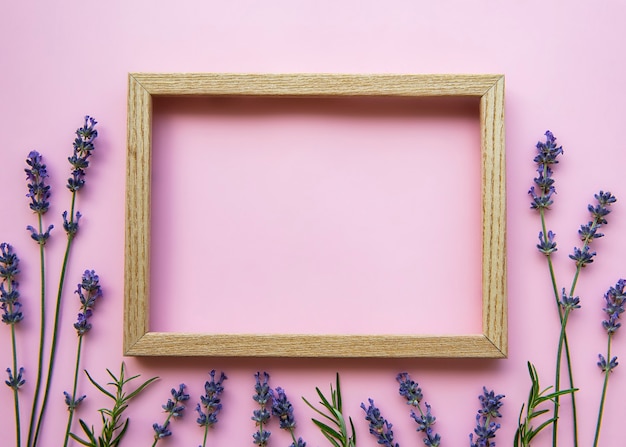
[{"xmin": 124, "ymin": 73, "xmax": 506, "ymax": 358}]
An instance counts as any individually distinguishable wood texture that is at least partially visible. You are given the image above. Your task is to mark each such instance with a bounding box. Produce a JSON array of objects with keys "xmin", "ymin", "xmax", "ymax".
[{"xmin": 124, "ymin": 73, "xmax": 506, "ymax": 358}]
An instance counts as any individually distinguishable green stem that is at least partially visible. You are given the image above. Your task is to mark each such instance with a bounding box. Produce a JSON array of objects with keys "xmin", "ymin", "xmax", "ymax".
[
  {"xmin": 33, "ymin": 193, "xmax": 77, "ymax": 447},
  {"xmin": 289, "ymin": 428, "xmax": 298, "ymax": 447},
  {"xmin": 62, "ymin": 335, "xmax": 83, "ymax": 447},
  {"xmin": 593, "ymin": 335, "xmax": 613, "ymax": 447},
  {"xmin": 552, "ymin": 306, "xmax": 571, "ymax": 447},
  {"xmin": 10, "ymin": 322, "xmax": 22, "ymax": 447},
  {"xmin": 27, "ymin": 214, "xmax": 46, "ymax": 447},
  {"xmin": 540, "ymin": 208, "xmax": 579, "ymax": 447},
  {"xmin": 203, "ymin": 426, "xmax": 210, "ymax": 447}
]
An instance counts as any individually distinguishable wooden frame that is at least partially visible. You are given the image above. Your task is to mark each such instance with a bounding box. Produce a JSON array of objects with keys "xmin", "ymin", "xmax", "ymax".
[{"xmin": 124, "ymin": 73, "xmax": 506, "ymax": 358}]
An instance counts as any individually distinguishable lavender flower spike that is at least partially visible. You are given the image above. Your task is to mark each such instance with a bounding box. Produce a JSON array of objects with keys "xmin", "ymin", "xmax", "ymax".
[
  {"xmin": 197, "ymin": 370, "xmax": 227, "ymax": 428},
  {"xmin": 529, "ymin": 130, "xmax": 563, "ymax": 210},
  {"xmin": 152, "ymin": 383, "xmax": 189, "ymax": 445},
  {"xmin": 397, "ymin": 372, "xmax": 440, "ymax": 446},
  {"xmin": 25, "ymin": 150, "xmax": 52, "ymax": 215},
  {"xmin": 0, "ymin": 243, "xmax": 23, "ymax": 325},
  {"xmin": 602, "ymin": 279, "xmax": 626, "ymax": 335},
  {"xmin": 67, "ymin": 116, "xmax": 98, "ymax": 192},
  {"xmin": 196, "ymin": 370, "xmax": 227, "ymax": 447},
  {"xmin": 73, "ymin": 270, "xmax": 102, "ymax": 336},
  {"xmin": 396, "ymin": 371, "xmax": 423, "ymax": 406},
  {"xmin": 252, "ymin": 372, "xmax": 271, "ymax": 446},
  {"xmin": 469, "ymin": 387, "xmax": 504, "ymax": 447},
  {"xmin": 361, "ymin": 398, "xmax": 399, "ymax": 447},
  {"xmin": 271, "ymin": 386, "xmax": 296, "ymax": 430}
]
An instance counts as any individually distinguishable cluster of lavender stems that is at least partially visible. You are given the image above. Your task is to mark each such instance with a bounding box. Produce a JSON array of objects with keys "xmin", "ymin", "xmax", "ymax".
[
  {"xmin": 0, "ymin": 118, "xmax": 99, "ymax": 447},
  {"xmin": 396, "ymin": 372, "xmax": 440, "ymax": 446},
  {"xmin": 196, "ymin": 370, "xmax": 227, "ymax": 447},
  {"xmin": 152, "ymin": 383, "xmax": 190, "ymax": 445},
  {"xmin": 469, "ymin": 387, "xmax": 504, "ymax": 447},
  {"xmin": 529, "ymin": 131, "xmax": 619, "ymax": 447}
]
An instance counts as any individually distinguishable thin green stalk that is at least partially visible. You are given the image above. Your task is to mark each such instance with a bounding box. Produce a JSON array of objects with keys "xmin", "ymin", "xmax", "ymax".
[
  {"xmin": 27, "ymin": 214, "xmax": 46, "ymax": 447},
  {"xmin": 10, "ymin": 322, "xmax": 22, "ymax": 447},
  {"xmin": 593, "ymin": 336, "xmax": 613, "ymax": 447},
  {"xmin": 62, "ymin": 335, "xmax": 84, "ymax": 447},
  {"xmin": 201, "ymin": 425, "xmax": 210, "ymax": 447},
  {"xmin": 552, "ymin": 306, "xmax": 570, "ymax": 447},
  {"xmin": 289, "ymin": 430, "xmax": 298, "ymax": 447},
  {"xmin": 32, "ymin": 193, "xmax": 77, "ymax": 447},
  {"xmin": 540, "ymin": 209, "xmax": 579, "ymax": 447}
]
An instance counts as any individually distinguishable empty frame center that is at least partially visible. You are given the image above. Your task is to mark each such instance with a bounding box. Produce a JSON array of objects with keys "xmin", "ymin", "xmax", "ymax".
[{"xmin": 149, "ymin": 96, "xmax": 482, "ymax": 335}]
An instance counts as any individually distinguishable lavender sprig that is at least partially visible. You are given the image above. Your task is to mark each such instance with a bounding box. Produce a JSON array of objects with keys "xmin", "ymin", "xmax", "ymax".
[
  {"xmin": 271, "ymin": 386, "xmax": 306, "ymax": 447},
  {"xmin": 593, "ymin": 279, "xmax": 626, "ymax": 446},
  {"xmin": 528, "ymin": 130, "xmax": 562, "ymax": 212},
  {"xmin": 24, "ymin": 150, "xmax": 54, "ymax": 447},
  {"xmin": 152, "ymin": 383, "xmax": 189, "ymax": 446},
  {"xmin": 397, "ymin": 372, "xmax": 440, "ymax": 446},
  {"xmin": 1, "ymin": 243, "xmax": 23, "ymax": 326},
  {"xmin": 196, "ymin": 370, "xmax": 227, "ymax": 447},
  {"xmin": 1, "ymin": 243, "xmax": 25, "ymax": 447},
  {"xmin": 25, "ymin": 150, "xmax": 52, "ymax": 218},
  {"xmin": 569, "ymin": 191, "xmax": 616, "ymax": 270},
  {"xmin": 361, "ymin": 398, "xmax": 399, "ymax": 447},
  {"xmin": 67, "ymin": 116, "xmax": 99, "ymax": 193},
  {"xmin": 252, "ymin": 372, "xmax": 271, "ymax": 446},
  {"xmin": 470, "ymin": 387, "xmax": 504, "ymax": 447},
  {"xmin": 62, "ymin": 270, "xmax": 103, "ymax": 447}
]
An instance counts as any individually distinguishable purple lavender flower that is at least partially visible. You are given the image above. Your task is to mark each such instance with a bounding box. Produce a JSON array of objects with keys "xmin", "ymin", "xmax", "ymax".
[
  {"xmin": 5, "ymin": 367, "xmax": 25, "ymax": 390},
  {"xmin": 62, "ymin": 210, "xmax": 81, "ymax": 237},
  {"xmin": 152, "ymin": 384, "xmax": 189, "ymax": 444},
  {"xmin": 569, "ymin": 191, "xmax": 617, "ymax": 268},
  {"xmin": 67, "ymin": 116, "xmax": 98, "ymax": 193},
  {"xmin": 271, "ymin": 386, "xmax": 307, "ymax": 446},
  {"xmin": 252, "ymin": 372, "xmax": 271, "ymax": 446},
  {"xmin": 469, "ymin": 387, "xmax": 504, "ymax": 447},
  {"xmin": 271, "ymin": 387, "xmax": 296, "ymax": 430},
  {"xmin": 73, "ymin": 270, "xmax": 102, "ymax": 336},
  {"xmin": 152, "ymin": 422, "xmax": 171, "ymax": 439},
  {"xmin": 601, "ymin": 279, "xmax": 626, "ymax": 335},
  {"xmin": 397, "ymin": 372, "xmax": 440, "ymax": 446},
  {"xmin": 25, "ymin": 150, "xmax": 52, "ymax": 216},
  {"xmin": 529, "ymin": 131, "xmax": 563, "ymax": 210},
  {"xmin": 361, "ymin": 398, "xmax": 399, "ymax": 447},
  {"xmin": 537, "ymin": 230, "xmax": 557, "ymax": 255},
  {"xmin": 397, "ymin": 372, "xmax": 423, "ymax": 406},
  {"xmin": 24, "ymin": 152, "xmax": 54, "ymax": 243},
  {"xmin": 0, "ymin": 243, "xmax": 22, "ymax": 325},
  {"xmin": 597, "ymin": 354, "xmax": 618, "ymax": 373},
  {"xmin": 63, "ymin": 390, "xmax": 86, "ymax": 410},
  {"xmin": 560, "ymin": 288, "xmax": 581, "ymax": 312},
  {"xmin": 569, "ymin": 246, "xmax": 596, "ymax": 268},
  {"xmin": 196, "ymin": 370, "xmax": 227, "ymax": 428}
]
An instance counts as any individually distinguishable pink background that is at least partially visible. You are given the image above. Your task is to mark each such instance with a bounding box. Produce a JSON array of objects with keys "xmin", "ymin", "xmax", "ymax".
[{"xmin": 2, "ymin": 1, "xmax": 626, "ymax": 446}]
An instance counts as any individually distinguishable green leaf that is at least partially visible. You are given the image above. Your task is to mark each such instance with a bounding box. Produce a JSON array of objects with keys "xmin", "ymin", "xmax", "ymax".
[
  {"xmin": 304, "ymin": 373, "xmax": 354, "ymax": 447},
  {"xmin": 312, "ymin": 419, "xmax": 343, "ymax": 440}
]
